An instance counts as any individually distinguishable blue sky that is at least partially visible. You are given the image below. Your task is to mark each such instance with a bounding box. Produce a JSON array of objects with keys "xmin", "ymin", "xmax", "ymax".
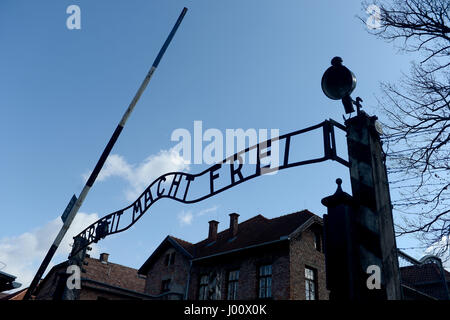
[{"xmin": 0, "ymin": 0, "xmax": 435, "ymax": 289}]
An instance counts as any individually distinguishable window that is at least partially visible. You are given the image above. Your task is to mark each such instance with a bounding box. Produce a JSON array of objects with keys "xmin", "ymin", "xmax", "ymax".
[
  {"xmin": 161, "ymin": 279, "xmax": 171, "ymax": 293},
  {"xmin": 305, "ymin": 267, "xmax": 318, "ymax": 300},
  {"xmin": 258, "ymin": 265, "xmax": 272, "ymax": 299},
  {"xmin": 198, "ymin": 275, "xmax": 209, "ymax": 300},
  {"xmin": 313, "ymin": 231, "xmax": 322, "ymax": 252},
  {"xmin": 227, "ymin": 270, "xmax": 239, "ymax": 300},
  {"xmin": 164, "ymin": 254, "xmax": 169, "ymax": 266},
  {"xmin": 164, "ymin": 252, "xmax": 176, "ymax": 266}
]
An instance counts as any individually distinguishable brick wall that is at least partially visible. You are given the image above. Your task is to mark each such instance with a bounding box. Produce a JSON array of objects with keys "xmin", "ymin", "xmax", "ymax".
[
  {"xmin": 188, "ymin": 242, "xmax": 290, "ymax": 300},
  {"xmin": 144, "ymin": 248, "xmax": 190, "ymax": 297},
  {"xmin": 289, "ymin": 228, "xmax": 329, "ymax": 300},
  {"xmin": 79, "ymin": 288, "xmax": 132, "ymax": 300},
  {"xmin": 35, "ymin": 268, "xmax": 64, "ymax": 300}
]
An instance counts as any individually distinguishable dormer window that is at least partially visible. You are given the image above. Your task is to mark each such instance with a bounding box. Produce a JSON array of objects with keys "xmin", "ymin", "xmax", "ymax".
[
  {"xmin": 161, "ymin": 279, "xmax": 171, "ymax": 293},
  {"xmin": 313, "ymin": 231, "xmax": 322, "ymax": 252},
  {"xmin": 164, "ymin": 252, "xmax": 176, "ymax": 266}
]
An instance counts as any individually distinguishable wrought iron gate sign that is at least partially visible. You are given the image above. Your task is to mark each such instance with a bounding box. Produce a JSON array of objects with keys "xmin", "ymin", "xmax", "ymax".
[{"xmin": 71, "ymin": 119, "xmax": 348, "ymax": 256}]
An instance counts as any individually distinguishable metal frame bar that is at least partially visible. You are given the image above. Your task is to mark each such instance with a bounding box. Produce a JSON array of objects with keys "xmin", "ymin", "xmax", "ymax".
[{"xmin": 23, "ymin": 7, "xmax": 188, "ymax": 300}]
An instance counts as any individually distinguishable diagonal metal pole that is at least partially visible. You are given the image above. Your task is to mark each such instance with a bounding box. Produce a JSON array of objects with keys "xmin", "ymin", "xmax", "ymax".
[{"xmin": 23, "ymin": 7, "xmax": 188, "ymax": 300}]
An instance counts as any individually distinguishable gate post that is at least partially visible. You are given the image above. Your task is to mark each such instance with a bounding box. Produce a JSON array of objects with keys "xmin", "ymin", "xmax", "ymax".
[
  {"xmin": 60, "ymin": 236, "xmax": 89, "ymax": 300},
  {"xmin": 345, "ymin": 112, "xmax": 401, "ymax": 300},
  {"xmin": 320, "ymin": 56, "xmax": 401, "ymax": 299},
  {"xmin": 322, "ymin": 178, "xmax": 388, "ymax": 299},
  {"xmin": 322, "ymin": 112, "xmax": 402, "ymax": 300},
  {"xmin": 322, "ymin": 179, "xmax": 358, "ymax": 299}
]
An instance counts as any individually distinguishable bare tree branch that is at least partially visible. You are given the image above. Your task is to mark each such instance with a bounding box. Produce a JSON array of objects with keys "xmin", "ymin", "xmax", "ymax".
[{"xmin": 360, "ymin": 0, "xmax": 450, "ymax": 261}]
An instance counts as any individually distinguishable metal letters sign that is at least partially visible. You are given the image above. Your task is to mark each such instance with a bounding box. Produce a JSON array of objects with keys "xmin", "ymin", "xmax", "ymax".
[{"xmin": 70, "ymin": 119, "xmax": 348, "ymax": 257}]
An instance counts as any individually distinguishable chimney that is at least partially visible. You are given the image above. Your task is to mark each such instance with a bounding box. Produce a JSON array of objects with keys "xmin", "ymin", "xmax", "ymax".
[
  {"xmin": 208, "ymin": 220, "xmax": 219, "ymax": 242},
  {"xmin": 229, "ymin": 213, "xmax": 239, "ymax": 237},
  {"xmin": 99, "ymin": 253, "xmax": 109, "ymax": 264}
]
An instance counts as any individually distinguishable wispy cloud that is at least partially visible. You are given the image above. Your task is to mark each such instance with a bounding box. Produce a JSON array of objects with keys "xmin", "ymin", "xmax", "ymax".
[
  {"xmin": 83, "ymin": 148, "xmax": 190, "ymax": 201},
  {"xmin": 0, "ymin": 212, "xmax": 100, "ymax": 292},
  {"xmin": 177, "ymin": 206, "xmax": 219, "ymax": 227},
  {"xmin": 178, "ymin": 211, "xmax": 194, "ymax": 226},
  {"xmin": 196, "ymin": 206, "xmax": 219, "ymax": 217}
]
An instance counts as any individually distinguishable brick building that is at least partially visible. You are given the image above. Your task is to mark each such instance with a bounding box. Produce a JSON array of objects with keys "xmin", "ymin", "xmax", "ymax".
[
  {"xmin": 400, "ymin": 263, "xmax": 450, "ymax": 300},
  {"xmin": 138, "ymin": 210, "xmax": 329, "ymax": 300},
  {"xmin": 34, "ymin": 253, "xmax": 153, "ymax": 300},
  {"xmin": 9, "ymin": 209, "xmax": 446, "ymax": 301}
]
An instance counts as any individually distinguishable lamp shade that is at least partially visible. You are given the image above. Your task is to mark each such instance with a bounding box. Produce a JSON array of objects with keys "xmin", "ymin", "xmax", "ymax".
[{"xmin": 321, "ymin": 57, "xmax": 356, "ymax": 100}]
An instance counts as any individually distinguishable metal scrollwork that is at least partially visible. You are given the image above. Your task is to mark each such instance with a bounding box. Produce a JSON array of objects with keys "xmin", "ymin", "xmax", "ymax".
[{"xmin": 70, "ymin": 119, "xmax": 348, "ymax": 257}]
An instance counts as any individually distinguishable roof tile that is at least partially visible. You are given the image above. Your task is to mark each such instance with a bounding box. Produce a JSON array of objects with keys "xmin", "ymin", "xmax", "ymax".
[
  {"xmin": 171, "ymin": 210, "xmax": 316, "ymax": 259},
  {"xmin": 83, "ymin": 257, "xmax": 145, "ymax": 293}
]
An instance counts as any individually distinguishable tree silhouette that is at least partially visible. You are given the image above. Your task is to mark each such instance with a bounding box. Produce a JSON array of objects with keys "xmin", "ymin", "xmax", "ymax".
[{"xmin": 361, "ymin": 0, "xmax": 449, "ymax": 260}]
